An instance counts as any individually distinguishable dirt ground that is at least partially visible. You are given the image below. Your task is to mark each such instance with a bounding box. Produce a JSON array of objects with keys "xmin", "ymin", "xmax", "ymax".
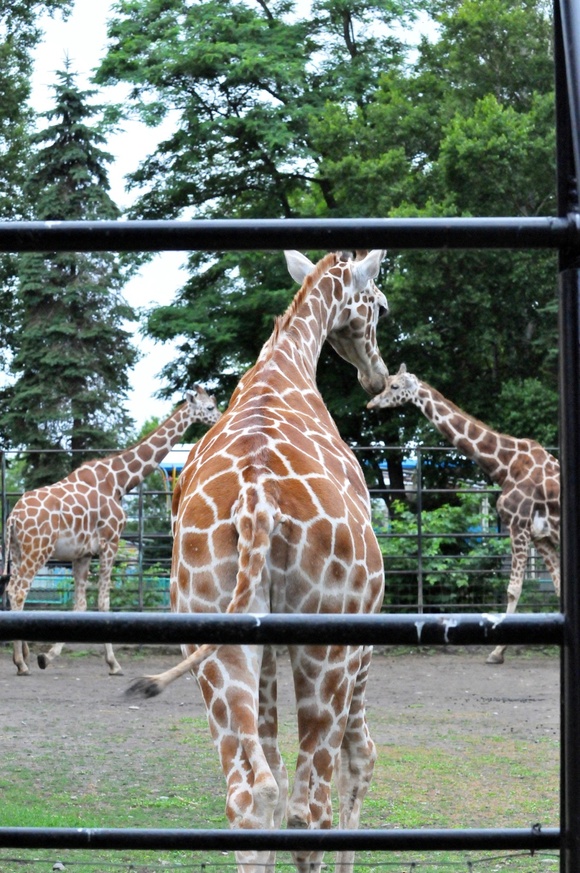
[{"xmin": 0, "ymin": 641, "xmax": 560, "ymax": 750}]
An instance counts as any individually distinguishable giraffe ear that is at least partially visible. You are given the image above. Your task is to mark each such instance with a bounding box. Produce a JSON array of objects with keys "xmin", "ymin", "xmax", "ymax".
[
  {"xmin": 284, "ymin": 250, "xmax": 316, "ymax": 284},
  {"xmin": 351, "ymin": 249, "xmax": 385, "ymax": 288}
]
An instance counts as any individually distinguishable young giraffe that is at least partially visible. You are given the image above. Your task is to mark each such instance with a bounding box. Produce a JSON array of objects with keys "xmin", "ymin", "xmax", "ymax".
[
  {"xmin": 368, "ymin": 364, "xmax": 560, "ymax": 663},
  {"xmin": 127, "ymin": 250, "xmax": 389, "ymax": 873},
  {"xmin": 1, "ymin": 384, "xmax": 221, "ymax": 677}
]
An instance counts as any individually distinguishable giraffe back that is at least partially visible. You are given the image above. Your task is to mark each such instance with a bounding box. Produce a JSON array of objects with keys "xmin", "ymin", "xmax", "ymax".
[{"xmin": 171, "ymin": 250, "xmax": 388, "ymax": 624}]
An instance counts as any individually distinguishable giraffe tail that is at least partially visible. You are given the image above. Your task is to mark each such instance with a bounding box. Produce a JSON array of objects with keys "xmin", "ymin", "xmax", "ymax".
[
  {"xmin": 125, "ymin": 484, "xmax": 279, "ymax": 700},
  {"xmin": 1, "ymin": 514, "xmax": 14, "ymax": 583}
]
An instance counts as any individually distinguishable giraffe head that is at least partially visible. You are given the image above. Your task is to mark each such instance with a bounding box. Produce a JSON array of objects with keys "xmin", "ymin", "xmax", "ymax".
[
  {"xmin": 185, "ymin": 384, "xmax": 221, "ymax": 425},
  {"xmin": 366, "ymin": 363, "xmax": 420, "ymax": 409},
  {"xmin": 284, "ymin": 248, "xmax": 389, "ymax": 395}
]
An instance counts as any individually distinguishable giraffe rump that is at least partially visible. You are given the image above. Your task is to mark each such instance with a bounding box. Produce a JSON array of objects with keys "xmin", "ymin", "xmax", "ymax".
[{"xmin": 125, "ymin": 483, "xmax": 280, "ymax": 699}]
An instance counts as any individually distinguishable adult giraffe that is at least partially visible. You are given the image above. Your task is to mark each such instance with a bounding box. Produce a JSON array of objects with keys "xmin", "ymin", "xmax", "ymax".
[
  {"xmin": 368, "ymin": 364, "xmax": 560, "ymax": 663},
  {"xmin": 1, "ymin": 384, "xmax": 221, "ymax": 676},
  {"xmin": 127, "ymin": 250, "xmax": 389, "ymax": 873}
]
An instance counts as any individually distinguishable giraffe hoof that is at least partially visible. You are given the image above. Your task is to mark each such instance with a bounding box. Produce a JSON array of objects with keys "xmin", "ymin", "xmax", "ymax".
[
  {"xmin": 108, "ymin": 667, "xmax": 124, "ymax": 676},
  {"xmin": 37, "ymin": 653, "xmax": 50, "ymax": 670},
  {"xmin": 486, "ymin": 653, "xmax": 505, "ymax": 665},
  {"xmin": 16, "ymin": 667, "xmax": 30, "ymax": 676}
]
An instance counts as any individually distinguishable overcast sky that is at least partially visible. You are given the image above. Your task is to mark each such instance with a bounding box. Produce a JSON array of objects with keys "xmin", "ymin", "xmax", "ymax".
[{"xmin": 32, "ymin": 1, "xmax": 188, "ymax": 427}]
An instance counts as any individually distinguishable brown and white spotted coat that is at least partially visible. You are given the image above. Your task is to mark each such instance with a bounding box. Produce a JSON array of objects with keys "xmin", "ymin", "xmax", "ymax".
[
  {"xmin": 127, "ymin": 250, "xmax": 389, "ymax": 873},
  {"xmin": 2, "ymin": 385, "xmax": 220, "ymax": 676},
  {"xmin": 368, "ymin": 364, "xmax": 560, "ymax": 663}
]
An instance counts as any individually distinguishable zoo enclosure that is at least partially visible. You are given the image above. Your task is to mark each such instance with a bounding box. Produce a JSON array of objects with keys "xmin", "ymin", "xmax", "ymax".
[
  {"xmin": 1, "ymin": 0, "xmax": 580, "ymax": 871},
  {"xmin": 1, "ymin": 444, "xmax": 561, "ymax": 614}
]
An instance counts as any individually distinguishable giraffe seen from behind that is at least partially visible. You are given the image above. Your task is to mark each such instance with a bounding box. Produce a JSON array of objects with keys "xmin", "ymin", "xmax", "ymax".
[
  {"xmin": 1, "ymin": 384, "xmax": 221, "ymax": 676},
  {"xmin": 368, "ymin": 364, "xmax": 560, "ymax": 663},
  {"xmin": 127, "ymin": 250, "xmax": 389, "ymax": 873}
]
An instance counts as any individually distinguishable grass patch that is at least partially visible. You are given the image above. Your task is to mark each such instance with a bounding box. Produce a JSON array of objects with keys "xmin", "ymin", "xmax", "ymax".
[{"xmin": 0, "ymin": 649, "xmax": 559, "ymax": 873}]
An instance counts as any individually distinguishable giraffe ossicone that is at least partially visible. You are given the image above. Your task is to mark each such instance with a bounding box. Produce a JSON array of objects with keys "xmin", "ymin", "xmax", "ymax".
[
  {"xmin": 1, "ymin": 384, "xmax": 221, "ymax": 677},
  {"xmin": 127, "ymin": 249, "xmax": 389, "ymax": 873},
  {"xmin": 368, "ymin": 363, "xmax": 560, "ymax": 663}
]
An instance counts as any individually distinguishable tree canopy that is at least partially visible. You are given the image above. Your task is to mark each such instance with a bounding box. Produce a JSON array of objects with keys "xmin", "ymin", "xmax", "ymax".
[{"xmin": 94, "ymin": 0, "xmax": 558, "ymax": 475}]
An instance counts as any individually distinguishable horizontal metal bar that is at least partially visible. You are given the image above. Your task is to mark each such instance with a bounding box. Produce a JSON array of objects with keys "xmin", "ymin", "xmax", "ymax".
[
  {"xmin": 0, "ymin": 216, "xmax": 577, "ymax": 252},
  {"xmin": 0, "ymin": 825, "xmax": 560, "ymax": 852},
  {"xmin": 0, "ymin": 611, "xmax": 564, "ymax": 646}
]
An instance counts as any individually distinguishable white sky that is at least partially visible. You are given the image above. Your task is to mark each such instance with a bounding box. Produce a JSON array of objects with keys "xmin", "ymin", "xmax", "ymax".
[{"xmin": 32, "ymin": 0, "xmax": 187, "ymax": 427}]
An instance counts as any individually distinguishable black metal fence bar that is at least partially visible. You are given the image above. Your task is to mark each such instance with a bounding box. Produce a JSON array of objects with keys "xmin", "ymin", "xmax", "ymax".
[
  {"xmin": 556, "ymin": 0, "xmax": 580, "ymax": 870},
  {"xmin": 0, "ymin": 610, "xmax": 564, "ymax": 647},
  {"xmin": 0, "ymin": 216, "xmax": 576, "ymax": 252},
  {"xmin": 0, "ymin": 826, "xmax": 560, "ymax": 853}
]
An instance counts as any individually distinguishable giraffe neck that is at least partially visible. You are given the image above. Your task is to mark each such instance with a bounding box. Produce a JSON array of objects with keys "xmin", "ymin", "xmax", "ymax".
[
  {"xmin": 238, "ymin": 254, "xmax": 344, "ymax": 398},
  {"xmin": 98, "ymin": 401, "xmax": 194, "ymax": 497},
  {"xmin": 413, "ymin": 382, "xmax": 515, "ymax": 483}
]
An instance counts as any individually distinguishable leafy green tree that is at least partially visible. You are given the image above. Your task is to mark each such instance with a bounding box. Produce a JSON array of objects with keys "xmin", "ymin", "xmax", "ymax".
[
  {"xmin": 0, "ymin": 0, "xmax": 72, "ymax": 363},
  {"xmin": 95, "ymin": 0, "xmax": 426, "ymax": 488},
  {"xmin": 96, "ymin": 0, "xmax": 558, "ymax": 481},
  {"xmin": 1, "ymin": 67, "xmax": 138, "ymax": 488},
  {"xmin": 372, "ymin": 0, "xmax": 558, "ymax": 459}
]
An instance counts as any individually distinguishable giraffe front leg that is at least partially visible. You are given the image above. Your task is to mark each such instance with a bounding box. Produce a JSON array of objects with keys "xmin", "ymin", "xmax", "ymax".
[
  {"xmin": 97, "ymin": 540, "xmax": 123, "ymax": 676},
  {"xmin": 287, "ymin": 645, "xmax": 354, "ymax": 873},
  {"xmin": 258, "ymin": 646, "xmax": 289, "ymax": 873},
  {"xmin": 487, "ymin": 533, "xmax": 529, "ymax": 665},
  {"xmin": 335, "ymin": 647, "xmax": 377, "ymax": 873}
]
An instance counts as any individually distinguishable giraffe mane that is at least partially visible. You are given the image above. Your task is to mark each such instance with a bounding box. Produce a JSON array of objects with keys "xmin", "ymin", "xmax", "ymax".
[{"xmin": 271, "ymin": 251, "xmax": 344, "ymax": 343}]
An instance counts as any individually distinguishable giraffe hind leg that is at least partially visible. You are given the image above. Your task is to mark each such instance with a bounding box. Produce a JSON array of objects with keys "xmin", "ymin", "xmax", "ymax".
[
  {"xmin": 6, "ymin": 578, "xmax": 36, "ymax": 675},
  {"xmin": 37, "ymin": 555, "xmax": 91, "ymax": 671},
  {"xmin": 486, "ymin": 536, "xmax": 529, "ymax": 665}
]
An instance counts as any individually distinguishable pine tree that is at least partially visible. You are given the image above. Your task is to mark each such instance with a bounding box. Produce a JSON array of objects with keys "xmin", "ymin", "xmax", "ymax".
[
  {"xmin": 2, "ymin": 65, "xmax": 138, "ymax": 489},
  {"xmin": 0, "ymin": 0, "xmax": 72, "ymax": 365}
]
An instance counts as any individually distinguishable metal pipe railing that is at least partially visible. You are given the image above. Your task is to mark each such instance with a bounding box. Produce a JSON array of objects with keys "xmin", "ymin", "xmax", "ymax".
[
  {"xmin": 0, "ymin": 215, "xmax": 576, "ymax": 252},
  {"xmin": 0, "ymin": 824, "xmax": 560, "ymax": 853},
  {"xmin": 0, "ymin": 610, "xmax": 564, "ymax": 647}
]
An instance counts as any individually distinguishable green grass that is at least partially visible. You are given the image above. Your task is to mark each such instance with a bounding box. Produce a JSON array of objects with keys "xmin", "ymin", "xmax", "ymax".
[
  {"xmin": 0, "ymin": 723, "xmax": 559, "ymax": 872},
  {"xmin": 0, "ymin": 650, "xmax": 560, "ymax": 873}
]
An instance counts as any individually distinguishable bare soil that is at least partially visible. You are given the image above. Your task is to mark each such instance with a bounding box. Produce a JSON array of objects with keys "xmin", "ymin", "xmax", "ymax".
[{"xmin": 0, "ymin": 642, "xmax": 559, "ymax": 751}]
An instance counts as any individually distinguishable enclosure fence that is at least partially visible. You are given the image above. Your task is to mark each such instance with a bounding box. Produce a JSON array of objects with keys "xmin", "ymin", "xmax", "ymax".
[
  {"xmin": 1, "ymin": 444, "xmax": 562, "ymax": 615},
  {"xmin": 1, "ymin": 1, "xmax": 580, "ymax": 871}
]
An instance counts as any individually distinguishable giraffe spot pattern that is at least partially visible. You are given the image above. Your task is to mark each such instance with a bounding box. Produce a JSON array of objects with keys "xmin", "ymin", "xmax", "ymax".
[{"xmin": 161, "ymin": 251, "xmax": 388, "ymax": 863}]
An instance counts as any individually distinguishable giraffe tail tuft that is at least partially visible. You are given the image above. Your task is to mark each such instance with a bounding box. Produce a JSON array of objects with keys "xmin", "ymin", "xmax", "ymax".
[
  {"xmin": 124, "ymin": 644, "xmax": 216, "ymax": 699},
  {"xmin": 125, "ymin": 676, "xmax": 165, "ymax": 699}
]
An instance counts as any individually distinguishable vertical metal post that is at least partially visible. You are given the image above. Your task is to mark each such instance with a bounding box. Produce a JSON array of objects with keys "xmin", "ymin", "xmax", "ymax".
[
  {"xmin": 138, "ymin": 483, "xmax": 145, "ymax": 611},
  {"xmin": 416, "ymin": 448, "xmax": 424, "ymax": 613},
  {"xmin": 559, "ymin": 270, "xmax": 580, "ymax": 873},
  {"xmin": 556, "ymin": 2, "xmax": 580, "ymax": 870},
  {"xmin": 1, "ymin": 451, "xmax": 6, "ymax": 611}
]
